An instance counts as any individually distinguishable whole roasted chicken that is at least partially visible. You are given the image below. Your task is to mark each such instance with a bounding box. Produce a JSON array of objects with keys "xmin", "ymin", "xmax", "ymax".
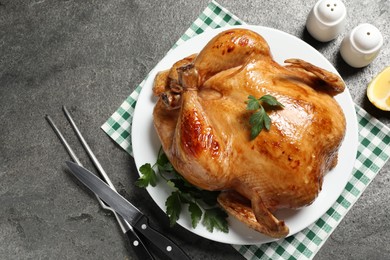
[{"xmin": 152, "ymin": 29, "xmax": 346, "ymax": 238}]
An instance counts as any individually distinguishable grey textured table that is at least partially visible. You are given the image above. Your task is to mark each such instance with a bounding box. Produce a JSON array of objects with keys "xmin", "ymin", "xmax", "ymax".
[{"xmin": 1, "ymin": 1, "xmax": 389, "ymax": 259}]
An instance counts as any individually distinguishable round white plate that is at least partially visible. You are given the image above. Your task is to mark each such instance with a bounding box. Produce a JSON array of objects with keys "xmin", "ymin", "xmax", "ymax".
[{"xmin": 132, "ymin": 25, "xmax": 358, "ymax": 245}]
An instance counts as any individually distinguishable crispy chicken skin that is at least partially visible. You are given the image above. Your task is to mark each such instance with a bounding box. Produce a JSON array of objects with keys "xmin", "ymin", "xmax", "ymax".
[{"xmin": 152, "ymin": 29, "xmax": 346, "ymax": 238}]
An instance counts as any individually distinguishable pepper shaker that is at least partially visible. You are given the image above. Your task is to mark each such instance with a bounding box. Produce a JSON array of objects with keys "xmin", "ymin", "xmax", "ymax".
[
  {"xmin": 306, "ymin": 0, "xmax": 347, "ymax": 42},
  {"xmin": 340, "ymin": 23, "xmax": 383, "ymax": 68}
]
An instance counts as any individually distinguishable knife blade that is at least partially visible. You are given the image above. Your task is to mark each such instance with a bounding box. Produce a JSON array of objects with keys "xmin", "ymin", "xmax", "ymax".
[{"xmin": 66, "ymin": 161, "xmax": 190, "ymax": 260}]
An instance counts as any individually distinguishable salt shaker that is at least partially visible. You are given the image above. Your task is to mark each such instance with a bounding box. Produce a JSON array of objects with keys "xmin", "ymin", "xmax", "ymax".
[
  {"xmin": 306, "ymin": 0, "xmax": 347, "ymax": 42},
  {"xmin": 340, "ymin": 23, "xmax": 383, "ymax": 68}
]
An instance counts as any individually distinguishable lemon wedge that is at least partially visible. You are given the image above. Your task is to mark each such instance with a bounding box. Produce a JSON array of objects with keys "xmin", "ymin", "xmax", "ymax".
[{"xmin": 367, "ymin": 66, "xmax": 390, "ymax": 111}]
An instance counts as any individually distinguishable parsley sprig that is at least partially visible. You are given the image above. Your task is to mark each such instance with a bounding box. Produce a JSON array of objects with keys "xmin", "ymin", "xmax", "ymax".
[
  {"xmin": 246, "ymin": 94, "xmax": 284, "ymax": 139},
  {"xmin": 136, "ymin": 148, "xmax": 229, "ymax": 233}
]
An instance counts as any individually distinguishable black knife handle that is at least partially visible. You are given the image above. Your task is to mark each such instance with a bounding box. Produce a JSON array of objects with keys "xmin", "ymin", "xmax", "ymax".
[
  {"xmin": 133, "ymin": 215, "xmax": 190, "ymax": 260},
  {"xmin": 125, "ymin": 229, "xmax": 155, "ymax": 260}
]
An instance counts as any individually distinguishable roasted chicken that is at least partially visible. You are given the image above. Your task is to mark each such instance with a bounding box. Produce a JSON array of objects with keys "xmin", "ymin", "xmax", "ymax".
[{"xmin": 152, "ymin": 28, "xmax": 346, "ymax": 238}]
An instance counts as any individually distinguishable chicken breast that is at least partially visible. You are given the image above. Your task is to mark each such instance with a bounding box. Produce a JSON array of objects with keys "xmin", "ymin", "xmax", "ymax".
[{"xmin": 152, "ymin": 28, "xmax": 346, "ymax": 238}]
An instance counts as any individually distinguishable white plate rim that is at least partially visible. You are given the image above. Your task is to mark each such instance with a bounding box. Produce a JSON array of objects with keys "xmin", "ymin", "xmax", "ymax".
[{"xmin": 131, "ymin": 25, "xmax": 358, "ymax": 245}]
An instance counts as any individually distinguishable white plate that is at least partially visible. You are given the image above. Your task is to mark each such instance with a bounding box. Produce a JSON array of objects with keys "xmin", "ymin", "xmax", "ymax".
[{"xmin": 132, "ymin": 25, "xmax": 358, "ymax": 245}]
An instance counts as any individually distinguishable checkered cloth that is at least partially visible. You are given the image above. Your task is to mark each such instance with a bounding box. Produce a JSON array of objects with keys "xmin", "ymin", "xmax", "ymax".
[{"xmin": 101, "ymin": 1, "xmax": 390, "ymax": 259}]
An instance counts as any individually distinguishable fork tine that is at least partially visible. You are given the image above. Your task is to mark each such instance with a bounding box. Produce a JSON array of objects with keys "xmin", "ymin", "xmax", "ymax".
[
  {"xmin": 62, "ymin": 106, "xmax": 116, "ymax": 191},
  {"xmin": 45, "ymin": 114, "xmax": 113, "ymax": 210},
  {"xmin": 45, "ymin": 115, "xmax": 82, "ymax": 166}
]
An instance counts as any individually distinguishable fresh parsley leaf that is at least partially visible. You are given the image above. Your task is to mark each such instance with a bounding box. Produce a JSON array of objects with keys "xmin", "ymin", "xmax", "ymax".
[
  {"xmin": 249, "ymin": 110, "xmax": 263, "ymax": 126},
  {"xmin": 246, "ymin": 94, "xmax": 283, "ymax": 140},
  {"xmin": 250, "ymin": 121, "xmax": 263, "ymax": 140},
  {"xmin": 170, "ymin": 179, "xmax": 219, "ymax": 206},
  {"xmin": 188, "ymin": 202, "xmax": 202, "ymax": 228},
  {"xmin": 249, "ymin": 109, "xmax": 265, "ymax": 139},
  {"xmin": 259, "ymin": 94, "xmax": 284, "ymax": 107},
  {"xmin": 246, "ymin": 95, "xmax": 261, "ymax": 110},
  {"xmin": 165, "ymin": 191, "xmax": 182, "ymax": 227},
  {"xmin": 263, "ymin": 110, "xmax": 271, "ymax": 131},
  {"xmin": 202, "ymin": 208, "xmax": 229, "ymax": 233},
  {"xmin": 135, "ymin": 163, "xmax": 157, "ymax": 188},
  {"xmin": 178, "ymin": 191, "xmax": 193, "ymax": 204},
  {"xmin": 157, "ymin": 152, "xmax": 174, "ymax": 172},
  {"xmin": 169, "ymin": 178, "xmax": 196, "ymax": 195},
  {"xmin": 197, "ymin": 190, "xmax": 219, "ymax": 206},
  {"xmin": 137, "ymin": 149, "xmax": 230, "ymax": 233}
]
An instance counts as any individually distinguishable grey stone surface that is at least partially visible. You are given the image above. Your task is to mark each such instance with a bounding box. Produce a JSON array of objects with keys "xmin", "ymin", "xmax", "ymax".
[{"xmin": 1, "ymin": 0, "xmax": 389, "ymax": 259}]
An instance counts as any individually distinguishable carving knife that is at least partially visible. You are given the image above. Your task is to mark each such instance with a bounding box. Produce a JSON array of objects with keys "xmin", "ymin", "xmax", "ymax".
[{"xmin": 66, "ymin": 161, "xmax": 190, "ymax": 260}]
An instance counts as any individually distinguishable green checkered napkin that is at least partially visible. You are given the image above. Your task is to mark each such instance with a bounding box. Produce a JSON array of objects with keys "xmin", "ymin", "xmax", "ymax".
[{"xmin": 101, "ymin": 1, "xmax": 390, "ymax": 259}]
